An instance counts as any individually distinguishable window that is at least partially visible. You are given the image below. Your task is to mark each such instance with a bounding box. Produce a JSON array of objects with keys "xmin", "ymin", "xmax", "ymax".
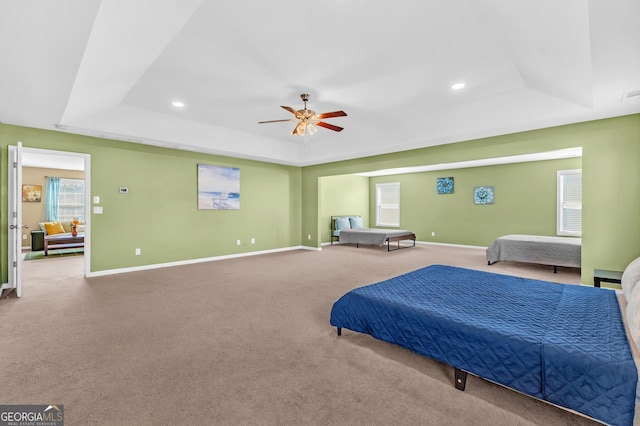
[
  {"xmin": 557, "ymin": 169, "xmax": 581, "ymax": 236},
  {"xmin": 376, "ymin": 182, "xmax": 400, "ymax": 227},
  {"xmin": 57, "ymin": 178, "xmax": 85, "ymax": 221}
]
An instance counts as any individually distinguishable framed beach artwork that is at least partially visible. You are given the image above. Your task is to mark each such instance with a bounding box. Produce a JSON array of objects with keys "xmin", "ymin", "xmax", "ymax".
[
  {"xmin": 22, "ymin": 184, "xmax": 42, "ymax": 202},
  {"xmin": 197, "ymin": 164, "xmax": 240, "ymax": 210}
]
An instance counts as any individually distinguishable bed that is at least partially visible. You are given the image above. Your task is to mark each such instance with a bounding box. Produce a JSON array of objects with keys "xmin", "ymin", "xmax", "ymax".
[
  {"xmin": 486, "ymin": 234, "xmax": 581, "ymax": 272},
  {"xmin": 330, "ymin": 263, "xmax": 640, "ymax": 426},
  {"xmin": 330, "ymin": 215, "xmax": 416, "ymax": 251}
]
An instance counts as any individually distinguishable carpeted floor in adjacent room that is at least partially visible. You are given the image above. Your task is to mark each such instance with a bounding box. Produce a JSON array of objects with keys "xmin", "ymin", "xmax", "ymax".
[{"xmin": 0, "ymin": 244, "xmax": 596, "ymax": 425}]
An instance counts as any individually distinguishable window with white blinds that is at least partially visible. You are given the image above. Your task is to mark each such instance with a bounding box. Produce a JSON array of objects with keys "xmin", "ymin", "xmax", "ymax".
[
  {"xmin": 557, "ymin": 169, "xmax": 582, "ymax": 236},
  {"xmin": 376, "ymin": 182, "xmax": 400, "ymax": 227},
  {"xmin": 58, "ymin": 178, "xmax": 85, "ymax": 222}
]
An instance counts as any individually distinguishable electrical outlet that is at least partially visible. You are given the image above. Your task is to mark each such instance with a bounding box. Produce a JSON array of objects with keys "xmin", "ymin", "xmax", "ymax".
[
  {"xmin": 432, "ymin": 231, "xmax": 435, "ymax": 236},
  {"xmin": 251, "ymin": 238, "xmax": 255, "ymax": 244},
  {"xmin": 307, "ymin": 234, "xmax": 311, "ymax": 240},
  {"xmin": 236, "ymin": 240, "xmax": 241, "ymax": 246},
  {"xmin": 23, "ymin": 234, "xmax": 27, "ymax": 240},
  {"xmin": 135, "ymin": 248, "xmax": 141, "ymax": 255}
]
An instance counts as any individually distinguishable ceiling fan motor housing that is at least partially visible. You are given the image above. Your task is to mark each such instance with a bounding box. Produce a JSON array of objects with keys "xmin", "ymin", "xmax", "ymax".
[{"xmin": 298, "ymin": 109, "xmax": 316, "ymax": 120}]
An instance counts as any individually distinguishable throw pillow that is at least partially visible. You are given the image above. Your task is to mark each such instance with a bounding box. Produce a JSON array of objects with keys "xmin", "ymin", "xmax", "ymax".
[
  {"xmin": 626, "ymin": 283, "xmax": 640, "ymax": 352},
  {"xmin": 349, "ymin": 216, "xmax": 364, "ymax": 229},
  {"xmin": 336, "ymin": 217, "xmax": 351, "ymax": 231},
  {"xmin": 44, "ymin": 221, "xmax": 66, "ymax": 235},
  {"xmin": 622, "ymin": 256, "xmax": 640, "ymax": 301}
]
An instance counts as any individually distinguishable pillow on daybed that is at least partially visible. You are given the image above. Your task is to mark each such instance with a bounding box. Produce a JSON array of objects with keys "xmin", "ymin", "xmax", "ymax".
[
  {"xmin": 349, "ymin": 216, "xmax": 364, "ymax": 229},
  {"xmin": 43, "ymin": 221, "xmax": 66, "ymax": 235},
  {"xmin": 622, "ymin": 256, "xmax": 640, "ymax": 301},
  {"xmin": 335, "ymin": 217, "xmax": 351, "ymax": 231}
]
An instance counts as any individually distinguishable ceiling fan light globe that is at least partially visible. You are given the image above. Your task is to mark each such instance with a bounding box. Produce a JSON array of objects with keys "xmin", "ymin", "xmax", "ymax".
[{"xmin": 294, "ymin": 123, "xmax": 307, "ymax": 136}]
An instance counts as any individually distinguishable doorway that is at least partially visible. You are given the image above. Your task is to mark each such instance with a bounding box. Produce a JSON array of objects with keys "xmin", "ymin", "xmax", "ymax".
[{"xmin": 19, "ymin": 147, "xmax": 90, "ymax": 293}]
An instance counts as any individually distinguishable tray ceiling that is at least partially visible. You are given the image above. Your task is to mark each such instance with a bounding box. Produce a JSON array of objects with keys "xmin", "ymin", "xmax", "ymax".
[{"xmin": 1, "ymin": 0, "xmax": 639, "ymax": 166}]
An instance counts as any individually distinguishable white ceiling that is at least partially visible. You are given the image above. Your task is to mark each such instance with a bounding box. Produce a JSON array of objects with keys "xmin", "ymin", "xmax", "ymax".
[{"xmin": 1, "ymin": 0, "xmax": 639, "ymax": 167}]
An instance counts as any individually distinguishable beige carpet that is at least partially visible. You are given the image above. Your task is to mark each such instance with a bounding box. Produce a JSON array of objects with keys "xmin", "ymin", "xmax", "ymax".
[{"xmin": 0, "ymin": 244, "xmax": 596, "ymax": 425}]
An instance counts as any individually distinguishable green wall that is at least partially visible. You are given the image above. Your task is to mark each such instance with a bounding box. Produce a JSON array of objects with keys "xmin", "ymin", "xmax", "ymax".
[
  {"xmin": 303, "ymin": 114, "xmax": 640, "ymax": 284},
  {"xmin": 1, "ymin": 123, "xmax": 301, "ymax": 279},
  {"xmin": 369, "ymin": 157, "xmax": 581, "ymax": 246},
  {"xmin": 3, "ymin": 114, "xmax": 640, "ymax": 285},
  {"xmin": 319, "ymin": 174, "xmax": 369, "ymax": 243}
]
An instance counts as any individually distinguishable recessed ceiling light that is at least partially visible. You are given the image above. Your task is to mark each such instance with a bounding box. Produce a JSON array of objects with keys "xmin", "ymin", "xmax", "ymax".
[
  {"xmin": 172, "ymin": 101, "xmax": 185, "ymax": 108},
  {"xmin": 451, "ymin": 83, "xmax": 465, "ymax": 90}
]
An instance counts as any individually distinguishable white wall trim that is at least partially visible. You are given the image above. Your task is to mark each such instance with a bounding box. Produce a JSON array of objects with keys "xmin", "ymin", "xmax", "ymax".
[
  {"xmin": 416, "ymin": 241, "xmax": 488, "ymax": 250},
  {"xmin": 323, "ymin": 240, "xmax": 487, "ymax": 250},
  {"xmin": 86, "ymin": 245, "xmax": 319, "ymax": 277},
  {"xmin": 86, "ymin": 241, "xmax": 491, "ymax": 278}
]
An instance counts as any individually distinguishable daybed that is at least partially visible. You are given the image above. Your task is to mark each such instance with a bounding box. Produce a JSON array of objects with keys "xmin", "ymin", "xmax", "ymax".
[
  {"xmin": 486, "ymin": 234, "xmax": 581, "ymax": 272},
  {"xmin": 330, "ymin": 258, "xmax": 640, "ymax": 426},
  {"xmin": 330, "ymin": 215, "xmax": 416, "ymax": 251}
]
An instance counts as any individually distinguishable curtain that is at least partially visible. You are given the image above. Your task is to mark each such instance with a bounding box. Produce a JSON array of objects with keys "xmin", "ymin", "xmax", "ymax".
[{"xmin": 44, "ymin": 177, "xmax": 60, "ymax": 221}]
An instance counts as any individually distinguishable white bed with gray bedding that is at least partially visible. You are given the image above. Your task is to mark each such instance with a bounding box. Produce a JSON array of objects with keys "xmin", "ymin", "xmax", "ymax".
[
  {"xmin": 486, "ymin": 234, "xmax": 581, "ymax": 271},
  {"xmin": 331, "ymin": 215, "xmax": 416, "ymax": 251},
  {"xmin": 339, "ymin": 228, "xmax": 415, "ymax": 246}
]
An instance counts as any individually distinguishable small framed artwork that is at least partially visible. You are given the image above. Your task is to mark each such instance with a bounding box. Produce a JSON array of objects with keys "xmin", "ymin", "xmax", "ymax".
[
  {"xmin": 474, "ymin": 186, "xmax": 494, "ymax": 204},
  {"xmin": 436, "ymin": 177, "xmax": 454, "ymax": 194},
  {"xmin": 22, "ymin": 184, "xmax": 42, "ymax": 202}
]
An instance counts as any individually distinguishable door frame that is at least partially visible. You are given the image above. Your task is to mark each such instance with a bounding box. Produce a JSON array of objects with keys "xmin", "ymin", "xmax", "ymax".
[
  {"xmin": 3, "ymin": 143, "xmax": 23, "ymax": 297},
  {"xmin": 7, "ymin": 146, "xmax": 91, "ymax": 296}
]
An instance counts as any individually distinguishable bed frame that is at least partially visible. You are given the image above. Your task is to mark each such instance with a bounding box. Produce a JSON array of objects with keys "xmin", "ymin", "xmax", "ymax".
[
  {"xmin": 340, "ymin": 231, "xmax": 416, "ymax": 251},
  {"xmin": 337, "ymin": 322, "xmax": 468, "ymax": 390},
  {"xmin": 486, "ymin": 234, "xmax": 581, "ymax": 273},
  {"xmin": 330, "ymin": 215, "xmax": 416, "ymax": 251}
]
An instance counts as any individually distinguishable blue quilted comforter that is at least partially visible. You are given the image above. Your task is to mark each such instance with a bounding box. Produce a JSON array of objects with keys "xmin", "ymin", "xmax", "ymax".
[{"xmin": 330, "ymin": 265, "xmax": 637, "ymax": 426}]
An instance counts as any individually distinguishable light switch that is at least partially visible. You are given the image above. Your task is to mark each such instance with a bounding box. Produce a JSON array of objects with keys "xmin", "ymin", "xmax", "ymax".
[
  {"xmin": 93, "ymin": 196, "xmax": 100, "ymax": 204},
  {"xmin": 93, "ymin": 206, "xmax": 103, "ymax": 214}
]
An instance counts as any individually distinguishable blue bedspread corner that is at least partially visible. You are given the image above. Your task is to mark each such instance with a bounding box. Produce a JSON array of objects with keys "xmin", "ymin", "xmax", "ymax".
[{"xmin": 542, "ymin": 285, "xmax": 637, "ymax": 426}]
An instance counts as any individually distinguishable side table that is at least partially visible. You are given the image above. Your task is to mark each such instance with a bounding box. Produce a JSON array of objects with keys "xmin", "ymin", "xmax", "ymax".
[{"xmin": 593, "ymin": 269, "xmax": 623, "ymax": 288}]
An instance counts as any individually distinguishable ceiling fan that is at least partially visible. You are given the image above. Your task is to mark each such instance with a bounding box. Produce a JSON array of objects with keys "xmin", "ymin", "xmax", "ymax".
[{"xmin": 259, "ymin": 94, "xmax": 347, "ymax": 136}]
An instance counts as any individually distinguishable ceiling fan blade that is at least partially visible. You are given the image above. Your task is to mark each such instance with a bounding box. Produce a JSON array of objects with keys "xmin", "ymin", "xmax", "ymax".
[
  {"xmin": 258, "ymin": 119, "xmax": 296, "ymax": 124},
  {"xmin": 281, "ymin": 106, "xmax": 302, "ymax": 118},
  {"xmin": 292, "ymin": 122, "xmax": 306, "ymax": 135},
  {"xmin": 316, "ymin": 121, "xmax": 344, "ymax": 132},
  {"xmin": 316, "ymin": 110, "xmax": 347, "ymax": 119}
]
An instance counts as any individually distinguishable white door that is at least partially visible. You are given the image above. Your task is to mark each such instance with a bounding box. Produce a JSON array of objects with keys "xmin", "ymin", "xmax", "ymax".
[{"xmin": 6, "ymin": 143, "xmax": 24, "ymax": 297}]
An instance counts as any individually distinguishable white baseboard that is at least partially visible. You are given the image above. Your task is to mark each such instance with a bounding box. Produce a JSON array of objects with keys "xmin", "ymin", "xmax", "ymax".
[
  {"xmin": 86, "ymin": 245, "xmax": 319, "ymax": 277},
  {"xmin": 416, "ymin": 241, "xmax": 488, "ymax": 250},
  {"xmin": 85, "ymin": 242, "xmax": 488, "ymax": 278},
  {"xmin": 322, "ymin": 240, "xmax": 488, "ymax": 250}
]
